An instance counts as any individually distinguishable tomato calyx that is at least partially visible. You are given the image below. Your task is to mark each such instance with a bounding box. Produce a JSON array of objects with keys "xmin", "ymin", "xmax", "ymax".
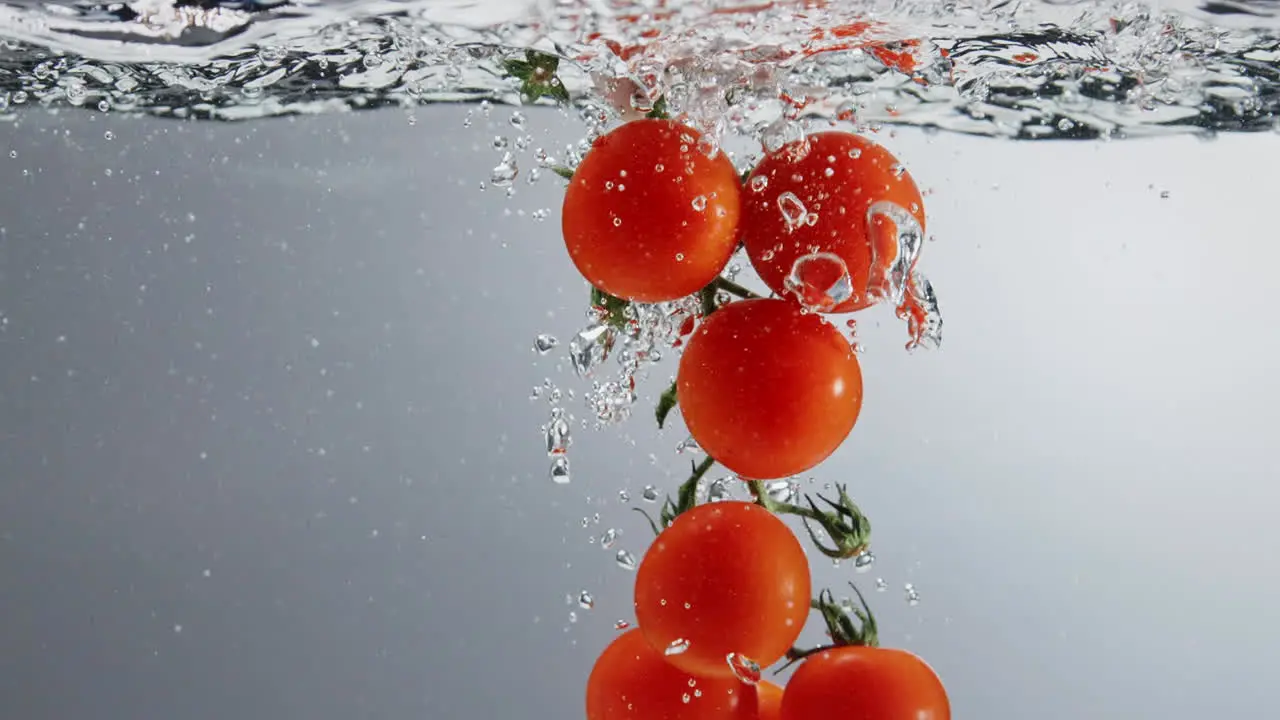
[
  {"xmin": 501, "ymin": 49, "xmax": 570, "ymax": 105},
  {"xmin": 780, "ymin": 583, "xmax": 880, "ymax": 672},
  {"xmin": 633, "ymin": 455, "xmax": 715, "ymax": 535},
  {"xmin": 748, "ymin": 480, "xmax": 872, "ymax": 560},
  {"xmin": 644, "ymin": 95, "xmax": 670, "ymax": 120},
  {"xmin": 590, "ymin": 286, "xmax": 632, "ymax": 331}
]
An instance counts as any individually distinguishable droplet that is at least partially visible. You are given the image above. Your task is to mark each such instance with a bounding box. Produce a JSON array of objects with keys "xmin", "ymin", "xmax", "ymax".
[
  {"xmin": 642, "ymin": 485, "xmax": 661, "ymax": 502},
  {"xmin": 665, "ymin": 638, "xmax": 691, "ymax": 656},
  {"xmin": 854, "ymin": 550, "xmax": 875, "ymax": 572},
  {"xmin": 534, "ymin": 334, "xmax": 558, "ymax": 354},
  {"xmin": 615, "ymin": 550, "xmax": 638, "ymax": 571},
  {"xmin": 784, "ymin": 252, "xmax": 853, "ymax": 312},
  {"xmin": 904, "ymin": 583, "xmax": 920, "ymax": 606},
  {"xmin": 763, "ymin": 479, "xmax": 799, "ymax": 503},
  {"xmin": 777, "ymin": 192, "xmax": 808, "ymax": 232},
  {"xmin": 725, "ymin": 653, "xmax": 761, "ymax": 685},
  {"xmin": 578, "ymin": 590, "xmax": 595, "ymax": 609},
  {"xmin": 691, "ymin": 195, "xmax": 708, "ymax": 212},
  {"xmin": 550, "ymin": 456, "xmax": 571, "ymax": 484}
]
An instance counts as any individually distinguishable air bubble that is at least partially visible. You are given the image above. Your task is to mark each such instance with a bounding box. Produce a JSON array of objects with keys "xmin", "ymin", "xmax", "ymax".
[
  {"xmin": 904, "ymin": 583, "xmax": 921, "ymax": 606},
  {"xmin": 578, "ymin": 590, "xmax": 595, "ymax": 609},
  {"xmin": 726, "ymin": 653, "xmax": 761, "ymax": 685},
  {"xmin": 854, "ymin": 550, "xmax": 875, "ymax": 572},
  {"xmin": 642, "ymin": 485, "xmax": 661, "ymax": 502},
  {"xmin": 777, "ymin": 192, "xmax": 808, "ymax": 231},
  {"xmin": 615, "ymin": 550, "xmax": 638, "ymax": 571},
  {"xmin": 749, "ymin": 175, "xmax": 769, "ymax": 193},
  {"xmin": 534, "ymin": 334, "xmax": 558, "ymax": 354},
  {"xmin": 691, "ymin": 195, "xmax": 708, "ymax": 211},
  {"xmin": 866, "ymin": 201, "xmax": 924, "ymax": 305},
  {"xmin": 600, "ymin": 528, "xmax": 620, "ymax": 549},
  {"xmin": 784, "ymin": 252, "xmax": 853, "ymax": 312},
  {"xmin": 490, "ymin": 152, "xmax": 518, "ymax": 187},
  {"xmin": 665, "ymin": 638, "xmax": 691, "ymax": 656},
  {"xmin": 550, "ymin": 456, "xmax": 571, "ymax": 484}
]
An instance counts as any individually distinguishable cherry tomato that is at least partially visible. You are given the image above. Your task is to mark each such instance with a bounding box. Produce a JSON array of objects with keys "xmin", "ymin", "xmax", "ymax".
[
  {"xmin": 676, "ymin": 298, "xmax": 863, "ymax": 480},
  {"xmin": 755, "ymin": 681, "xmax": 784, "ymax": 720},
  {"xmin": 634, "ymin": 501, "xmax": 811, "ymax": 680},
  {"xmin": 562, "ymin": 119, "xmax": 742, "ymax": 303},
  {"xmin": 780, "ymin": 646, "xmax": 949, "ymax": 720},
  {"xmin": 586, "ymin": 628, "xmax": 758, "ymax": 720},
  {"xmin": 741, "ymin": 132, "xmax": 926, "ymax": 313}
]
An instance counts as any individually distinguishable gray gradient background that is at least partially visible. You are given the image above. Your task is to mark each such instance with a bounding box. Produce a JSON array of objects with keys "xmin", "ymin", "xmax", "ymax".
[{"xmin": 1, "ymin": 106, "xmax": 1277, "ymax": 719}]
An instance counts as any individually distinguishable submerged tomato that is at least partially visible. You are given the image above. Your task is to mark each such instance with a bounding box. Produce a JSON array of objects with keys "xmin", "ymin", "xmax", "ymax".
[
  {"xmin": 562, "ymin": 119, "xmax": 742, "ymax": 303},
  {"xmin": 780, "ymin": 646, "xmax": 949, "ymax": 720},
  {"xmin": 741, "ymin": 132, "xmax": 926, "ymax": 313},
  {"xmin": 586, "ymin": 628, "xmax": 757, "ymax": 720},
  {"xmin": 677, "ymin": 297, "xmax": 863, "ymax": 480},
  {"xmin": 634, "ymin": 501, "xmax": 811, "ymax": 680},
  {"xmin": 755, "ymin": 681, "xmax": 784, "ymax": 720}
]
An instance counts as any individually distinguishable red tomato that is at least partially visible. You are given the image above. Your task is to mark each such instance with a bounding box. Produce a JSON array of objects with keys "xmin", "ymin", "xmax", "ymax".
[
  {"xmin": 756, "ymin": 681, "xmax": 784, "ymax": 720},
  {"xmin": 676, "ymin": 298, "xmax": 863, "ymax": 480},
  {"xmin": 780, "ymin": 646, "xmax": 949, "ymax": 720},
  {"xmin": 634, "ymin": 501, "xmax": 811, "ymax": 680},
  {"xmin": 586, "ymin": 628, "xmax": 758, "ymax": 720},
  {"xmin": 562, "ymin": 119, "xmax": 742, "ymax": 303},
  {"xmin": 741, "ymin": 132, "xmax": 926, "ymax": 313}
]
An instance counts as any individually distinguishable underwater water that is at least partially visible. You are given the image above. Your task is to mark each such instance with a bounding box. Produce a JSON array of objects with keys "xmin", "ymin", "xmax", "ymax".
[{"xmin": 1, "ymin": 1, "xmax": 1278, "ymax": 719}]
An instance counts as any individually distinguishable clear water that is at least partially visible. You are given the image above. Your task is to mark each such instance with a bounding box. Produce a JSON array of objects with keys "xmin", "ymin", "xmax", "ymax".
[{"xmin": 0, "ymin": 0, "xmax": 1277, "ymax": 139}]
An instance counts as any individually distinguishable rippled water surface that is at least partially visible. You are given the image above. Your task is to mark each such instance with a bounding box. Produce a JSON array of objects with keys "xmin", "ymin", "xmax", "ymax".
[{"xmin": 0, "ymin": 0, "xmax": 1277, "ymax": 138}]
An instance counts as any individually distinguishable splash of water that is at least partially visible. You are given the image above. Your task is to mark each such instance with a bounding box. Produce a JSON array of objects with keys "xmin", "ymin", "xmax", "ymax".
[{"xmin": 0, "ymin": 0, "xmax": 1274, "ymax": 139}]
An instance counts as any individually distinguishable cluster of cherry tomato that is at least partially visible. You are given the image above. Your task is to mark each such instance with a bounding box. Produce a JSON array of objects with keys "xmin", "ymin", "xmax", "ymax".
[{"xmin": 558, "ymin": 117, "xmax": 948, "ymax": 718}]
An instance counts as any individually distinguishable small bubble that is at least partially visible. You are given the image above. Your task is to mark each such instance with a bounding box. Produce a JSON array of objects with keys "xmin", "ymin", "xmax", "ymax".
[
  {"xmin": 97, "ymin": 99, "xmax": 111, "ymax": 112},
  {"xmin": 600, "ymin": 528, "xmax": 620, "ymax": 549},
  {"xmin": 675, "ymin": 252, "xmax": 685, "ymax": 261},
  {"xmin": 763, "ymin": 479, "xmax": 799, "ymax": 503},
  {"xmin": 618, "ymin": 489, "xmax": 631, "ymax": 502},
  {"xmin": 676, "ymin": 436, "xmax": 701, "ymax": 454},
  {"xmin": 749, "ymin": 175, "xmax": 769, "ymax": 193},
  {"xmin": 665, "ymin": 638, "xmax": 691, "ymax": 656},
  {"xmin": 655, "ymin": 163, "xmax": 665, "ymax": 173},
  {"xmin": 777, "ymin": 192, "xmax": 808, "ymax": 231},
  {"xmin": 848, "ymin": 148, "xmax": 863, "ymax": 159},
  {"xmin": 491, "ymin": 152, "xmax": 518, "ymax": 187},
  {"xmin": 578, "ymin": 590, "xmax": 595, "ymax": 609},
  {"xmin": 534, "ymin": 334, "xmax": 558, "ymax": 354},
  {"xmin": 875, "ymin": 577, "xmax": 888, "ymax": 592},
  {"xmin": 510, "ymin": 111, "xmax": 527, "ymax": 129},
  {"xmin": 615, "ymin": 550, "xmax": 638, "ymax": 571},
  {"xmin": 103, "ymin": 130, "xmax": 114, "ymax": 141},
  {"xmin": 854, "ymin": 550, "xmax": 875, "ymax": 572},
  {"xmin": 642, "ymin": 485, "xmax": 661, "ymax": 502},
  {"xmin": 550, "ymin": 456, "xmax": 571, "ymax": 484},
  {"xmin": 614, "ymin": 620, "xmax": 631, "ymax": 630},
  {"xmin": 904, "ymin": 583, "xmax": 920, "ymax": 606},
  {"xmin": 493, "ymin": 135, "xmax": 509, "ymax": 150},
  {"xmin": 691, "ymin": 195, "xmax": 708, "ymax": 212},
  {"xmin": 1160, "ymin": 190, "xmax": 1170, "ymax": 199}
]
